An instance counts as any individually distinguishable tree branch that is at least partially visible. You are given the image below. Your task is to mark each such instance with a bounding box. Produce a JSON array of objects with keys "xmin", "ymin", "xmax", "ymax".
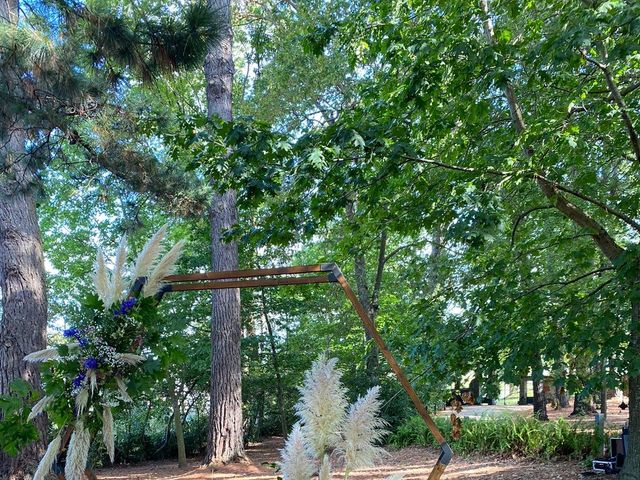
[{"xmin": 581, "ymin": 49, "xmax": 640, "ymax": 165}]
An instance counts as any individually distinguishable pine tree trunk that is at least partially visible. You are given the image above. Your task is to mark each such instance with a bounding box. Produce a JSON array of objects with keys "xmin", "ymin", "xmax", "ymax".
[
  {"xmin": 0, "ymin": 129, "xmax": 48, "ymax": 478},
  {"xmin": 621, "ymin": 301, "xmax": 640, "ymax": 479},
  {"xmin": 203, "ymin": 0, "xmax": 244, "ymax": 462}
]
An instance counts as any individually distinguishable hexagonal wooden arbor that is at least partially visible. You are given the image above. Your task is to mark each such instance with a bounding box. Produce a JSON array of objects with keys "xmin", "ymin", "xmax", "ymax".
[{"xmin": 160, "ymin": 263, "xmax": 453, "ymax": 480}]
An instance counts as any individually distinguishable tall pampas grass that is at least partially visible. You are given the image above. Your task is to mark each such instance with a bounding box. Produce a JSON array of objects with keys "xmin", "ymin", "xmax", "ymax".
[
  {"xmin": 110, "ymin": 236, "xmax": 128, "ymax": 302},
  {"xmin": 279, "ymin": 422, "xmax": 314, "ymax": 480},
  {"xmin": 142, "ymin": 239, "xmax": 185, "ymax": 297},
  {"xmin": 65, "ymin": 420, "xmax": 91, "ymax": 480},
  {"xmin": 337, "ymin": 386, "xmax": 388, "ymax": 472},
  {"xmin": 88, "ymin": 369, "xmax": 97, "ymax": 395},
  {"xmin": 116, "ymin": 376, "xmax": 132, "ymax": 402},
  {"xmin": 118, "ymin": 353, "xmax": 145, "ymax": 365},
  {"xmin": 318, "ymin": 454, "xmax": 331, "ymax": 480},
  {"xmin": 94, "ymin": 249, "xmax": 113, "ymax": 308},
  {"xmin": 102, "ymin": 405, "xmax": 115, "ymax": 463},
  {"xmin": 28, "ymin": 395, "xmax": 53, "ymax": 421},
  {"xmin": 295, "ymin": 356, "xmax": 347, "ymax": 457},
  {"xmin": 33, "ymin": 433, "xmax": 61, "ymax": 480},
  {"xmin": 24, "ymin": 348, "xmax": 60, "ymax": 363},
  {"xmin": 132, "ymin": 224, "xmax": 167, "ymax": 280},
  {"xmin": 75, "ymin": 388, "xmax": 89, "ymax": 416}
]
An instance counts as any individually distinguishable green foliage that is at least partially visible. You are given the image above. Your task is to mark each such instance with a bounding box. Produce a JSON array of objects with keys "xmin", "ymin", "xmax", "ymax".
[
  {"xmin": 389, "ymin": 415, "xmax": 604, "ymax": 460},
  {"xmin": 0, "ymin": 380, "xmax": 39, "ymax": 457}
]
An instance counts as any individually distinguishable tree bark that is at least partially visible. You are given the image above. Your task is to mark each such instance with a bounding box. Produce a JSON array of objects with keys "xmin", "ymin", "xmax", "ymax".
[
  {"xmin": 518, "ymin": 377, "xmax": 528, "ymax": 405},
  {"xmin": 621, "ymin": 301, "xmax": 640, "ymax": 479},
  {"xmin": 0, "ymin": 0, "xmax": 48, "ymax": 467},
  {"xmin": 203, "ymin": 0, "xmax": 245, "ymax": 465},
  {"xmin": 532, "ymin": 358, "xmax": 548, "ymax": 421},
  {"xmin": 0, "ymin": 130, "xmax": 48, "ymax": 477}
]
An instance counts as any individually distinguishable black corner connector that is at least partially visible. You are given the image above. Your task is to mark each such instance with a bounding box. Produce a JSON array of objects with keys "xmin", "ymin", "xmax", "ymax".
[{"xmin": 438, "ymin": 442, "xmax": 453, "ymax": 465}]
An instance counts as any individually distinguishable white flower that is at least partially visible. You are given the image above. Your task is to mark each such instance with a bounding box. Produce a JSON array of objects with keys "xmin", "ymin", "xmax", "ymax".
[
  {"xmin": 295, "ymin": 356, "xmax": 347, "ymax": 457},
  {"xmin": 337, "ymin": 386, "xmax": 388, "ymax": 472},
  {"xmin": 279, "ymin": 422, "xmax": 314, "ymax": 480}
]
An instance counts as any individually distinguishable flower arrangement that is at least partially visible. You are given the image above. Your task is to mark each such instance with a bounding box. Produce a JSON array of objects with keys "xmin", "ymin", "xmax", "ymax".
[
  {"xmin": 24, "ymin": 226, "xmax": 184, "ymax": 480},
  {"xmin": 279, "ymin": 356, "xmax": 402, "ymax": 480}
]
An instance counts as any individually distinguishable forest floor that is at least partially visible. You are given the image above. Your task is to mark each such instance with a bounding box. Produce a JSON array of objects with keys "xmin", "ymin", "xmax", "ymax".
[{"xmin": 97, "ymin": 437, "xmax": 590, "ymax": 479}]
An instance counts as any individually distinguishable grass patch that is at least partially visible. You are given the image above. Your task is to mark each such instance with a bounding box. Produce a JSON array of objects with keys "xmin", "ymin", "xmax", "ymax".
[{"xmin": 388, "ymin": 415, "xmax": 604, "ymax": 459}]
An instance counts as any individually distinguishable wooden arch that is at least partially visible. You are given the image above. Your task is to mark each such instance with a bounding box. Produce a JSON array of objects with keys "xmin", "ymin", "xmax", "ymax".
[{"xmin": 160, "ymin": 263, "xmax": 453, "ymax": 480}]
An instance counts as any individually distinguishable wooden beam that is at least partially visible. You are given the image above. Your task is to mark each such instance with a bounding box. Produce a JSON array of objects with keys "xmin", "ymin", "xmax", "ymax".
[
  {"xmin": 167, "ymin": 275, "xmax": 333, "ymax": 291},
  {"xmin": 164, "ymin": 264, "xmax": 328, "ymax": 283}
]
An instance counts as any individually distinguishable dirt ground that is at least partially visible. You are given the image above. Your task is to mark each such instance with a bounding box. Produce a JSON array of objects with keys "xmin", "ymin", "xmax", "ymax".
[
  {"xmin": 97, "ymin": 437, "xmax": 589, "ymax": 480},
  {"xmin": 97, "ymin": 399, "xmax": 626, "ymax": 479}
]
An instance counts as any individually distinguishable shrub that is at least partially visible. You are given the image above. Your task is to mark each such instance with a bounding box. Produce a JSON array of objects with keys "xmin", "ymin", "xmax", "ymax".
[{"xmin": 388, "ymin": 415, "xmax": 604, "ymax": 459}]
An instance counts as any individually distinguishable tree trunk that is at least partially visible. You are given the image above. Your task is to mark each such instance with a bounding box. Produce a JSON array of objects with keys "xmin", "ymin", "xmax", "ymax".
[
  {"xmin": 571, "ymin": 392, "xmax": 594, "ymax": 416},
  {"xmin": 518, "ymin": 377, "xmax": 528, "ymax": 405},
  {"xmin": 260, "ymin": 289, "xmax": 288, "ymax": 439},
  {"xmin": 203, "ymin": 0, "xmax": 245, "ymax": 465},
  {"xmin": 0, "ymin": 129, "xmax": 48, "ymax": 477},
  {"xmin": 170, "ymin": 378, "xmax": 187, "ymax": 468},
  {"xmin": 621, "ymin": 301, "xmax": 640, "ymax": 479},
  {"xmin": 532, "ymin": 358, "xmax": 548, "ymax": 421}
]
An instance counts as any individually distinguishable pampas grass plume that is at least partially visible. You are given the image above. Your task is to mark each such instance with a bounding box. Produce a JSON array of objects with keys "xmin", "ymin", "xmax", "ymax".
[
  {"xmin": 338, "ymin": 385, "xmax": 388, "ymax": 472},
  {"xmin": 279, "ymin": 422, "xmax": 313, "ymax": 480},
  {"xmin": 111, "ymin": 236, "xmax": 128, "ymax": 302},
  {"xmin": 28, "ymin": 395, "xmax": 52, "ymax": 421},
  {"xmin": 75, "ymin": 388, "xmax": 89, "ymax": 416},
  {"xmin": 318, "ymin": 454, "xmax": 331, "ymax": 480},
  {"xmin": 33, "ymin": 433, "xmax": 61, "ymax": 480},
  {"xmin": 118, "ymin": 353, "xmax": 145, "ymax": 365},
  {"xmin": 103, "ymin": 405, "xmax": 115, "ymax": 463},
  {"xmin": 132, "ymin": 224, "xmax": 167, "ymax": 280},
  {"xmin": 116, "ymin": 376, "xmax": 132, "ymax": 402},
  {"xmin": 65, "ymin": 420, "xmax": 91, "ymax": 480},
  {"xmin": 24, "ymin": 348, "xmax": 60, "ymax": 363},
  {"xmin": 94, "ymin": 249, "xmax": 113, "ymax": 308},
  {"xmin": 142, "ymin": 239, "xmax": 185, "ymax": 297},
  {"xmin": 295, "ymin": 356, "xmax": 347, "ymax": 457}
]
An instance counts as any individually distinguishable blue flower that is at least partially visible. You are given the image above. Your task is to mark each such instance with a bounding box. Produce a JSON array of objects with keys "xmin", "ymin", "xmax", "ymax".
[
  {"xmin": 114, "ymin": 297, "xmax": 137, "ymax": 317},
  {"xmin": 84, "ymin": 357, "xmax": 98, "ymax": 370},
  {"xmin": 72, "ymin": 372, "xmax": 86, "ymax": 388},
  {"xmin": 63, "ymin": 328, "xmax": 79, "ymax": 338},
  {"xmin": 78, "ymin": 337, "xmax": 89, "ymax": 348}
]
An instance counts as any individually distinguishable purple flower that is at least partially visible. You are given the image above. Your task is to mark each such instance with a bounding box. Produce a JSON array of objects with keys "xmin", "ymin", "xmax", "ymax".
[
  {"xmin": 72, "ymin": 372, "xmax": 86, "ymax": 388},
  {"xmin": 63, "ymin": 328, "xmax": 79, "ymax": 338},
  {"xmin": 84, "ymin": 357, "xmax": 98, "ymax": 370},
  {"xmin": 114, "ymin": 297, "xmax": 137, "ymax": 317}
]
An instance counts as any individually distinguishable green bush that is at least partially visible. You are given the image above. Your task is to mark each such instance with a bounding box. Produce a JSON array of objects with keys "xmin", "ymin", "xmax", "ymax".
[{"xmin": 388, "ymin": 415, "xmax": 603, "ymax": 459}]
